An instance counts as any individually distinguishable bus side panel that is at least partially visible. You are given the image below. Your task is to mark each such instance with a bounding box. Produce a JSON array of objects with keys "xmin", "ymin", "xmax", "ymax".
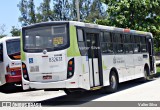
[
  {"xmin": 134, "ymin": 54, "xmax": 144, "ymax": 78},
  {"xmin": 124, "ymin": 54, "xmax": 135, "ymax": 81},
  {"xmin": 114, "ymin": 55, "xmax": 126, "ymax": 82},
  {"xmin": 78, "ymin": 56, "xmax": 90, "ymax": 90},
  {"xmin": 0, "ymin": 62, "xmax": 6, "ymax": 86},
  {"xmin": 0, "ymin": 43, "xmax": 6, "ymax": 85},
  {"xmin": 20, "ymin": 31, "xmax": 26, "ymax": 61},
  {"xmin": 102, "ymin": 55, "xmax": 125, "ymax": 86}
]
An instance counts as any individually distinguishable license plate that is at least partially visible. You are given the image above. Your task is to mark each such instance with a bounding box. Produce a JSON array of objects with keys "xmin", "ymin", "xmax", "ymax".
[
  {"xmin": 43, "ymin": 75, "xmax": 52, "ymax": 80},
  {"xmin": 30, "ymin": 66, "xmax": 39, "ymax": 72}
]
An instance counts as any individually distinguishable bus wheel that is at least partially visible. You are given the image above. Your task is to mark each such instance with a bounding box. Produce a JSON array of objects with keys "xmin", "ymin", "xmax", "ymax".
[
  {"xmin": 64, "ymin": 89, "xmax": 83, "ymax": 95},
  {"xmin": 108, "ymin": 71, "xmax": 118, "ymax": 93},
  {"xmin": 142, "ymin": 67, "xmax": 150, "ymax": 81},
  {"xmin": 64, "ymin": 89, "xmax": 72, "ymax": 95}
]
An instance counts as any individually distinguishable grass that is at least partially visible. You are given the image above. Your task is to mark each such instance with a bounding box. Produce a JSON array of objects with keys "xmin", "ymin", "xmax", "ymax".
[
  {"xmin": 156, "ymin": 66, "xmax": 160, "ymax": 75},
  {"xmin": 153, "ymin": 66, "xmax": 160, "ymax": 78}
]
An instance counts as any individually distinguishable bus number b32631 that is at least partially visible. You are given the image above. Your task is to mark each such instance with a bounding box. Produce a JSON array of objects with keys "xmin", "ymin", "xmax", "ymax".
[{"xmin": 49, "ymin": 57, "xmax": 62, "ymax": 62}]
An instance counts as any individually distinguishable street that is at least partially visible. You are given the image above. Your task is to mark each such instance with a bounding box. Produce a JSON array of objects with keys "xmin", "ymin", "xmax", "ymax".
[{"xmin": 0, "ymin": 76, "xmax": 160, "ymax": 110}]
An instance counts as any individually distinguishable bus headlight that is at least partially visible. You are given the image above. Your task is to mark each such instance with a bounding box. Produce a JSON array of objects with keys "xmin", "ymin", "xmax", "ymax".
[{"xmin": 67, "ymin": 58, "xmax": 74, "ymax": 79}]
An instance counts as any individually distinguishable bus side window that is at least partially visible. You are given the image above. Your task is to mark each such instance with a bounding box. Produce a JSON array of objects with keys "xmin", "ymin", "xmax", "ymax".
[
  {"xmin": 113, "ymin": 33, "xmax": 124, "ymax": 53},
  {"xmin": 140, "ymin": 36, "xmax": 147, "ymax": 52},
  {"xmin": 124, "ymin": 34, "xmax": 133, "ymax": 54},
  {"xmin": 77, "ymin": 29, "xmax": 87, "ymax": 56},
  {"xmin": 101, "ymin": 32, "xmax": 113, "ymax": 54},
  {"xmin": 134, "ymin": 35, "xmax": 140, "ymax": 53},
  {"xmin": 0, "ymin": 43, "xmax": 3, "ymax": 62},
  {"xmin": 77, "ymin": 29, "xmax": 84, "ymax": 41}
]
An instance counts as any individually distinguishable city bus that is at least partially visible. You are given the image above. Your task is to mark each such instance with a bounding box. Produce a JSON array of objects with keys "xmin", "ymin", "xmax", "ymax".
[
  {"xmin": 0, "ymin": 37, "xmax": 21, "ymax": 86},
  {"xmin": 21, "ymin": 21, "xmax": 156, "ymax": 94}
]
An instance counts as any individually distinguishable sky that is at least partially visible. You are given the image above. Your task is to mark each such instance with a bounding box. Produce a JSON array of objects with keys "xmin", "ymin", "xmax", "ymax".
[
  {"xmin": 0, "ymin": 0, "xmax": 107, "ymax": 36},
  {"xmin": 0, "ymin": 0, "xmax": 42, "ymax": 36}
]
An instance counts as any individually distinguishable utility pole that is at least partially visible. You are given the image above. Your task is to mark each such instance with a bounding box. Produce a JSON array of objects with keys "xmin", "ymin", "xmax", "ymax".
[{"xmin": 76, "ymin": 0, "xmax": 80, "ymax": 21}]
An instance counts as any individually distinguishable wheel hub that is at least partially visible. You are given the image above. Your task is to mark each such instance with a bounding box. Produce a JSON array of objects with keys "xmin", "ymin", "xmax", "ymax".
[{"xmin": 111, "ymin": 75, "xmax": 116, "ymax": 89}]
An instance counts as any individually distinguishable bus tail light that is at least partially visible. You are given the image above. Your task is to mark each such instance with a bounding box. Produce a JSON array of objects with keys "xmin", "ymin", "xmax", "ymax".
[
  {"xmin": 67, "ymin": 58, "xmax": 74, "ymax": 79},
  {"xmin": 6, "ymin": 65, "xmax": 15, "ymax": 76},
  {"xmin": 22, "ymin": 62, "xmax": 30, "ymax": 81}
]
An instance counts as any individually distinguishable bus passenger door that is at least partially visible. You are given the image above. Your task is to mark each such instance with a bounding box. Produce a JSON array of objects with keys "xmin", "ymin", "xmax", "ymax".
[
  {"xmin": 86, "ymin": 33, "xmax": 102, "ymax": 87},
  {"xmin": 147, "ymin": 38, "xmax": 154, "ymax": 73}
]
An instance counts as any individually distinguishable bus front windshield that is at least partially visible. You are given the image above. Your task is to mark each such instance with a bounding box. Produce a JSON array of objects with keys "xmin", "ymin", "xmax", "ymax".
[
  {"xmin": 6, "ymin": 39, "xmax": 20, "ymax": 60},
  {"xmin": 24, "ymin": 25, "xmax": 68, "ymax": 52}
]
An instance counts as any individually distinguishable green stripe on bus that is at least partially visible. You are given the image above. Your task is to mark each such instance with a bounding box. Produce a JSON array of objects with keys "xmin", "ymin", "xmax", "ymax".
[
  {"xmin": 20, "ymin": 32, "xmax": 26, "ymax": 61},
  {"xmin": 102, "ymin": 61, "xmax": 107, "ymax": 70},
  {"xmin": 83, "ymin": 64, "xmax": 85, "ymax": 73},
  {"xmin": 67, "ymin": 26, "xmax": 81, "ymax": 57}
]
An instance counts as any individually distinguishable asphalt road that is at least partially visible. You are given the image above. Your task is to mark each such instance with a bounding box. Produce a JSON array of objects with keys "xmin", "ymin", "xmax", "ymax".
[{"xmin": 0, "ymin": 76, "xmax": 160, "ymax": 110}]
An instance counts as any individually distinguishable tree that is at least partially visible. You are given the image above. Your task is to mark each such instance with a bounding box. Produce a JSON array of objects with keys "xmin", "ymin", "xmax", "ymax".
[
  {"xmin": 28, "ymin": 0, "xmax": 36, "ymax": 24},
  {"xmin": 53, "ymin": 0, "xmax": 71, "ymax": 21},
  {"xmin": 85, "ymin": 0, "xmax": 105, "ymax": 22},
  {"xmin": 80, "ymin": 0, "xmax": 91, "ymax": 21},
  {"xmin": 70, "ymin": 0, "xmax": 105, "ymax": 22},
  {"xmin": 37, "ymin": 0, "xmax": 53, "ymax": 22},
  {"xmin": 98, "ymin": 0, "xmax": 160, "ymax": 52},
  {"xmin": 10, "ymin": 26, "xmax": 21, "ymax": 36},
  {"xmin": 18, "ymin": 0, "xmax": 105, "ymax": 23},
  {"xmin": 98, "ymin": 0, "xmax": 160, "ymax": 31},
  {"xmin": 0, "ymin": 24, "xmax": 7, "ymax": 38},
  {"xmin": 18, "ymin": 0, "xmax": 29, "ymax": 26},
  {"xmin": 70, "ymin": 0, "xmax": 77, "ymax": 20}
]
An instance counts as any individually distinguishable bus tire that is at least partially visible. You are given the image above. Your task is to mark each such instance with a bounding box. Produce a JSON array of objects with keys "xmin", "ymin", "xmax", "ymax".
[
  {"xmin": 142, "ymin": 66, "xmax": 150, "ymax": 81},
  {"xmin": 64, "ymin": 89, "xmax": 72, "ymax": 95},
  {"xmin": 64, "ymin": 89, "xmax": 83, "ymax": 95},
  {"xmin": 108, "ymin": 71, "xmax": 118, "ymax": 93}
]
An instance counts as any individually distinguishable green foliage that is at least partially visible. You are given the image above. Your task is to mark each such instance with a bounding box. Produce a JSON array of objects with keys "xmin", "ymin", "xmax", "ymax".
[
  {"xmin": 18, "ymin": 0, "xmax": 29, "ymax": 26},
  {"xmin": 37, "ymin": 0, "xmax": 53, "ymax": 22},
  {"xmin": 156, "ymin": 66, "xmax": 160, "ymax": 76},
  {"xmin": 0, "ymin": 35, "xmax": 7, "ymax": 38},
  {"xmin": 85, "ymin": 0, "xmax": 105, "ymax": 22},
  {"xmin": 98, "ymin": 0, "xmax": 160, "ymax": 29},
  {"xmin": 17, "ymin": 0, "xmax": 160, "ymax": 53},
  {"xmin": 28, "ymin": 0, "xmax": 36, "ymax": 24},
  {"xmin": 53, "ymin": 0, "xmax": 71, "ymax": 20},
  {"xmin": 10, "ymin": 26, "xmax": 21, "ymax": 37},
  {"xmin": 18, "ymin": 0, "xmax": 106, "ymax": 24},
  {"xmin": 98, "ymin": 0, "xmax": 160, "ymax": 53},
  {"xmin": 70, "ymin": 0, "xmax": 92, "ymax": 21}
]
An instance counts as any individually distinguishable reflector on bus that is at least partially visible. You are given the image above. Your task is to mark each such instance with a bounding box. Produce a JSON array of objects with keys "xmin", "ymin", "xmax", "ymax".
[{"xmin": 124, "ymin": 29, "xmax": 130, "ymax": 33}]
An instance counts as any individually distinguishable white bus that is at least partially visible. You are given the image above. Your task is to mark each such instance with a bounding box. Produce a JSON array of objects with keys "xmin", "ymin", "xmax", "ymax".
[
  {"xmin": 0, "ymin": 37, "xmax": 21, "ymax": 86},
  {"xmin": 21, "ymin": 21, "xmax": 156, "ymax": 94}
]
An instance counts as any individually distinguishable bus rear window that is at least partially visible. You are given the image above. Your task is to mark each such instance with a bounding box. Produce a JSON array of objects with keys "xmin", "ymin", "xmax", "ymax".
[
  {"xmin": 24, "ymin": 25, "xmax": 69, "ymax": 52},
  {"xmin": 6, "ymin": 39, "xmax": 20, "ymax": 60}
]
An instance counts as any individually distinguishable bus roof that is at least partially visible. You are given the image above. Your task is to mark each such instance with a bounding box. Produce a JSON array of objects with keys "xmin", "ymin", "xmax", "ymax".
[
  {"xmin": 0, "ymin": 36, "xmax": 20, "ymax": 43},
  {"xmin": 22, "ymin": 21, "xmax": 153, "ymax": 38},
  {"xmin": 69, "ymin": 21, "xmax": 153, "ymax": 37}
]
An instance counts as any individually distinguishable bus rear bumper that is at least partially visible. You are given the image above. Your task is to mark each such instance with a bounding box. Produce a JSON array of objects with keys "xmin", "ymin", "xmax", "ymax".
[
  {"xmin": 5, "ymin": 75, "xmax": 22, "ymax": 83},
  {"xmin": 22, "ymin": 78, "xmax": 80, "ymax": 90}
]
